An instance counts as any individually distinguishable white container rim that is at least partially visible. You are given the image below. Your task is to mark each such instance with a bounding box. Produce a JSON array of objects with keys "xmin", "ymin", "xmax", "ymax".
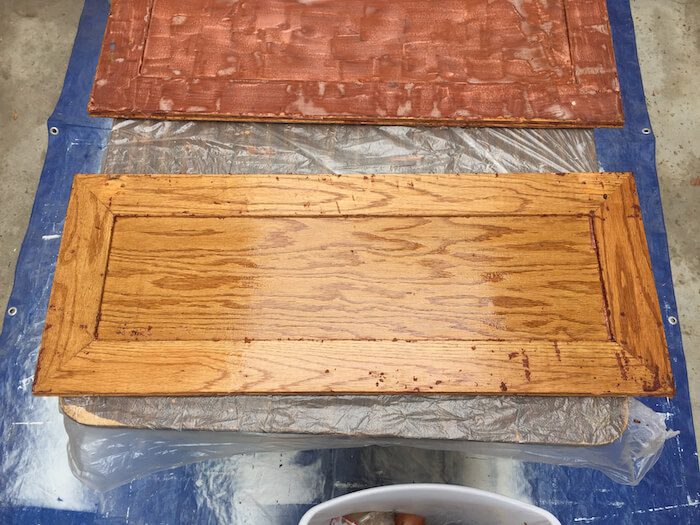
[{"xmin": 299, "ymin": 483, "xmax": 561, "ymax": 525}]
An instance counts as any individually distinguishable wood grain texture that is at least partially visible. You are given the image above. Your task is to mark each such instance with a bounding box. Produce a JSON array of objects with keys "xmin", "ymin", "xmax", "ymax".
[
  {"xmin": 47, "ymin": 341, "xmax": 655, "ymax": 396},
  {"xmin": 593, "ymin": 176, "xmax": 674, "ymax": 394},
  {"xmin": 60, "ymin": 403, "xmax": 126, "ymax": 428},
  {"xmin": 33, "ymin": 173, "xmax": 672, "ymax": 396},
  {"xmin": 34, "ymin": 179, "xmax": 114, "ymax": 388},
  {"xmin": 97, "ymin": 215, "xmax": 608, "ymax": 341},
  {"xmin": 83, "ymin": 172, "xmax": 628, "ymax": 217},
  {"xmin": 88, "ymin": 0, "xmax": 623, "ymax": 127}
]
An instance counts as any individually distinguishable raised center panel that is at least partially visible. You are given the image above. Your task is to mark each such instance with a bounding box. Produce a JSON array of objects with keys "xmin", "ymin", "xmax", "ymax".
[
  {"xmin": 140, "ymin": 0, "xmax": 574, "ymax": 83},
  {"xmin": 97, "ymin": 214, "xmax": 608, "ymax": 341}
]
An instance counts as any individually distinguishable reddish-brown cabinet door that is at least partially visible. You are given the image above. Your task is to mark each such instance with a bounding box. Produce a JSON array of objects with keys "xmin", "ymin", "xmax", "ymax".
[{"xmin": 89, "ymin": 0, "xmax": 623, "ymax": 127}]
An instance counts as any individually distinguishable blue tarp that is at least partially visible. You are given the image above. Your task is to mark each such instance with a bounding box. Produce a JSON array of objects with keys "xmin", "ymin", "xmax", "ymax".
[{"xmin": 0, "ymin": 1, "xmax": 697, "ymax": 522}]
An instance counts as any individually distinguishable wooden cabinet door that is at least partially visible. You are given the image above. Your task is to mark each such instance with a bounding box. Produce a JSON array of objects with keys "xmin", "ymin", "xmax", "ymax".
[
  {"xmin": 33, "ymin": 173, "xmax": 672, "ymax": 397},
  {"xmin": 89, "ymin": 0, "xmax": 622, "ymax": 127}
]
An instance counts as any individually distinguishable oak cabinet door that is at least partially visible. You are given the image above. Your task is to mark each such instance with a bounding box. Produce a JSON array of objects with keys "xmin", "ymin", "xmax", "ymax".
[{"xmin": 34, "ymin": 173, "xmax": 672, "ymax": 397}]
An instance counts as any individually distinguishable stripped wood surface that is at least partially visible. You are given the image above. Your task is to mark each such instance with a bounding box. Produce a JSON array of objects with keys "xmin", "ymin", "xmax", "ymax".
[
  {"xmin": 593, "ymin": 176, "xmax": 674, "ymax": 392},
  {"xmin": 88, "ymin": 0, "xmax": 622, "ymax": 127},
  {"xmin": 33, "ymin": 173, "xmax": 673, "ymax": 396},
  {"xmin": 84, "ymin": 172, "xmax": 628, "ymax": 216},
  {"xmin": 36, "ymin": 182, "xmax": 114, "ymax": 384},
  {"xmin": 49, "ymin": 341, "xmax": 656, "ymax": 396},
  {"xmin": 98, "ymin": 215, "xmax": 608, "ymax": 341}
]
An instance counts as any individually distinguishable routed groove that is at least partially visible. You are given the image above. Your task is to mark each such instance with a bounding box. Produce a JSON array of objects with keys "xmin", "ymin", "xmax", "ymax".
[{"xmin": 33, "ymin": 173, "xmax": 673, "ymax": 396}]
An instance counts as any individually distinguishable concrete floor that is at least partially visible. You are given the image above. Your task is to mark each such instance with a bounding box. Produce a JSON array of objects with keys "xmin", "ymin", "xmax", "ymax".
[
  {"xmin": 631, "ymin": 0, "xmax": 700, "ymax": 439},
  {"xmin": 0, "ymin": 0, "xmax": 83, "ymax": 323},
  {"xmin": 0, "ymin": 1, "xmax": 698, "ymax": 442}
]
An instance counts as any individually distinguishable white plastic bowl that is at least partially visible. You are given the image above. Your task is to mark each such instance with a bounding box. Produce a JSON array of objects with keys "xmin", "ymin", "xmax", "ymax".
[{"xmin": 299, "ymin": 483, "xmax": 561, "ymax": 525}]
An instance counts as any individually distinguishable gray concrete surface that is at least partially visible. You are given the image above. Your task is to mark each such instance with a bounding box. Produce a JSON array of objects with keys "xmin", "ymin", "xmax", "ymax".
[
  {"xmin": 0, "ymin": 1, "xmax": 697, "ymax": 444},
  {"xmin": 0, "ymin": 0, "xmax": 83, "ymax": 330},
  {"xmin": 632, "ymin": 0, "xmax": 700, "ymax": 444}
]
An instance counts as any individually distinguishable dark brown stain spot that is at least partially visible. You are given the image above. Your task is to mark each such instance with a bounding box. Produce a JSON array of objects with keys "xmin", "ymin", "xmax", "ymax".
[
  {"xmin": 481, "ymin": 271, "xmax": 504, "ymax": 282},
  {"xmin": 508, "ymin": 352, "xmax": 519, "ymax": 360},
  {"xmin": 642, "ymin": 365, "xmax": 662, "ymax": 392},
  {"xmin": 500, "ymin": 381, "xmax": 508, "ymax": 392},
  {"xmin": 615, "ymin": 352, "xmax": 628, "ymax": 380},
  {"xmin": 521, "ymin": 349, "xmax": 531, "ymax": 382}
]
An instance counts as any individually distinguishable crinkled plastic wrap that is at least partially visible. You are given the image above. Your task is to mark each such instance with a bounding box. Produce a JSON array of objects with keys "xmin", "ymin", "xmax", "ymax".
[
  {"xmin": 102, "ymin": 120, "xmax": 598, "ymax": 175},
  {"xmin": 60, "ymin": 120, "xmax": 675, "ymax": 492},
  {"xmin": 66, "ymin": 400, "xmax": 675, "ymax": 492},
  {"xmin": 62, "ymin": 395, "xmax": 628, "ymax": 445}
]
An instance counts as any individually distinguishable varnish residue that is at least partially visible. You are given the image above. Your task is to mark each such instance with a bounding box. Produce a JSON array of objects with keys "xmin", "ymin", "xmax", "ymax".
[{"xmin": 89, "ymin": 0, "xmax": 623, "ymax": 125}]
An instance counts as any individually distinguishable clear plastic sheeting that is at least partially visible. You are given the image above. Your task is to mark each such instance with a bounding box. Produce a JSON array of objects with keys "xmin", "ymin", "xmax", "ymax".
[
  {"xmin": 62, "ymin": 395, "xmax": 629, "ymax": 445},
  {"xmin": 102, "ymin": 120, "xmax": 598, "ymax": 175},
  {"xmin": 63, "ymin": 119, "xmax": 633, "ymax": 448},
  {"xmin": 66, "ymin": 400, "xmax": 676, "ymax": 492}
]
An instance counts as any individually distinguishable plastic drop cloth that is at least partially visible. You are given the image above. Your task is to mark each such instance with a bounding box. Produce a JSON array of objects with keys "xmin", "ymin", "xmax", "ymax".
[
  {"xmin": 61, "ymin": 120, "xmax": 675, "ymax": 489},
  {"xmin": 62, "ymin": 395, "xmax": 628, "ymax": 445},
  {"xmin": 67, "ymin": 400, "xmax": 674, "ymax": 492},
  {"xmin": 101, "ymin": 120, "xmax": 598, "ymax": 175}
]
